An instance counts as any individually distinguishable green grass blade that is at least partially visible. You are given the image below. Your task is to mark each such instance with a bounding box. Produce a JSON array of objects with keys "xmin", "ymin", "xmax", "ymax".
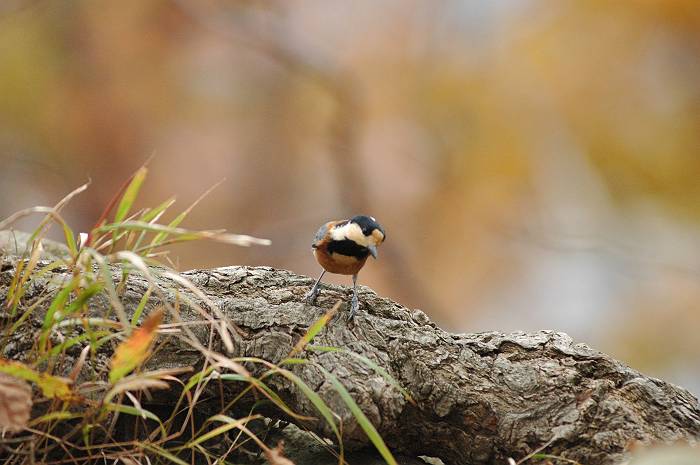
[
  {"xmin": 104, "ymin": 402, "xmax": 168, "ymax": 439},
  {"xmin": 139, "ymin": 196, "xmax": 176, "ymax": 223},
  {"xmin": 33, "ymin": 259, "xmax": 69, "ymax": 280},
  {"xmin": 132, "ymin": 197, "xmax": 177, "ymax": 252},
  {"xmin": 320, "ymin": 367, "xmax": 398, "ymax": 465},
  {"xmin": 142, "ymin": 443, "xmax": 190, "ymax": 465},
  {"xmin": 212, "ymin": 370, "xmax": 313, "ymax": 422},
  {"xmin": 147, "ymin": 180, "xmax": 223, "ymax": 248},
  {"xmin": 184, "ymin": 415, "xmax": 258, "ymax": 448},
  {"xmin": 29, "ymin": 411, "xmax": 83, "ymax": 426},
  {"xmin": 279, "ymin": 358, "xmax": 309, "ymax": 365},
  {"xmin": 39, "ymin": 278, "xmax": 79, "ymax": 351},
  {"xmin": 61, "ymin": 221, "xmax": 78, "ymax": 257},
  {"xmin": 130, "ymin": 285, "xmax": 153, "ymax": 326},
  {"xmin": 149, "ymin": 210, "xmax": 188, "ymax": 249},
  {"xmin": 303, "ymin": 345, "xmax": 337, "ymax": 353},
  {"xmin": 182, "ymin": 366, "xmax": 216, "ymax": 393},
  {"xmin": 63, "ymin": 282, "xmax": 103, "ymax": 317},
  {"xmin": 272, "ymin": 366, "xmax": 341, "ymax": 441},
  {"xmin": 309, "ymin": 345, "xmax": 414, "ymax": 404},
  {"xmin": 44, "ymin": 331, "xmax": 110, "ymax": 360},
  {"xmin": 6, "ymin": 293, "xmax": 51, "ymax": 336},
  {"xmin": 290, "ymin": 301, "xmax": 341, "ymax": 355},
  {"xmin": 114, "ymin": 166, "xmax": 147, "ymax": 222}
]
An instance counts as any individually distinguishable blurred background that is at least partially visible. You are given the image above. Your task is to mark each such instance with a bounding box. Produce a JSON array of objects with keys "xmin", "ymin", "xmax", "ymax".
[{"xmin": 1, "ymin": 1, "xmax": 698, "ymax": 395}]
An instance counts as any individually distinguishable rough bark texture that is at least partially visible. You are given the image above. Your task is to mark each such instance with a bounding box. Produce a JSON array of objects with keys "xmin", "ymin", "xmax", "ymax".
[{"xmin": 1, "ymin": 233, "xmax": 699, "ymax": 465}]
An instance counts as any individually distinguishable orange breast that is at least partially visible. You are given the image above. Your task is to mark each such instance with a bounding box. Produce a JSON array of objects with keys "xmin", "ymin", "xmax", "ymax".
[{"xmin": 313, "ymin": 247, "xmax": 368, "ymax": 275}]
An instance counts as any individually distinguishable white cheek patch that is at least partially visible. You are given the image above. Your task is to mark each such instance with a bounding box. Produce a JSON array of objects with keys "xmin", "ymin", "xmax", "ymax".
[
  {"xmin": 331, "ymin": 223, "xmax": 370, "ymax": 246},
  {"xmin": 329, "ymin": 223, "xmax": 348, "ymax": 241}
]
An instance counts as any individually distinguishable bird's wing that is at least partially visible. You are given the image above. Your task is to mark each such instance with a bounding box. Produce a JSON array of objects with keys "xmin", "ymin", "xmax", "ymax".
[{"xmin": 312, "ymin": 221, "xmax": 339, "ymax": 248}]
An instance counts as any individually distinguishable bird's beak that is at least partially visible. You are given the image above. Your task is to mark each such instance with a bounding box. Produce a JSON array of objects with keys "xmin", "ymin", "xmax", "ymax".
[{"xmin": 368, "ymin": 244, "xmax": 378, "ymax": 259}]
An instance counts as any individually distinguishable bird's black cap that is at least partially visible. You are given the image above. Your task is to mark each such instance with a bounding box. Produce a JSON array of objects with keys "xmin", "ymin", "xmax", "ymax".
[{"xmin": 350, "ymin": 215, "xmax": 385, "ymax": 237}]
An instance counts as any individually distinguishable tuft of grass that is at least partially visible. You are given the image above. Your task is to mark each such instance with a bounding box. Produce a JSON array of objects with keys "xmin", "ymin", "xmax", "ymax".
[{"xmin": 0, "ymin": 163, "xmax": 407, "ymax": 465}]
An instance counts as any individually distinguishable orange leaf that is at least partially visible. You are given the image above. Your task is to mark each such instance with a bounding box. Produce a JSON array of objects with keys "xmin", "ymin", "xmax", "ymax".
[{"xmin": 109, "ymin": 310, "xmax": 163, "ymax": 383}]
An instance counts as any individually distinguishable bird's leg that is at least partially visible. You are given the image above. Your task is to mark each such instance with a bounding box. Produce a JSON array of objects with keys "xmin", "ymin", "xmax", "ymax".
[
  {"xmin": 305, "ymin": 270, "xmax": 326, "ymax": 304},
  {"xmin": 348, "ymin": 273, "xmax": 359, "ymax": 319}
]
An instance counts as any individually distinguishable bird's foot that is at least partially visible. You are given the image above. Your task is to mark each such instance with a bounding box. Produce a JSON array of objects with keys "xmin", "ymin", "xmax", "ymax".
[
  {"xmin": 305, "ymin": 288, "xmax": 319, "ymax": 305},
  {"xmin": 348, "ymin": 294, "xmax": 360, "ymax": 320}
]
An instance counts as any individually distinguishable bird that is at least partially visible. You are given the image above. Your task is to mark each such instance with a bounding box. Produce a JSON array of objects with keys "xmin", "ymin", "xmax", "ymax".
[{"xmin": 305, "ymin": 215, "xmax": 386, "ymax": 319}]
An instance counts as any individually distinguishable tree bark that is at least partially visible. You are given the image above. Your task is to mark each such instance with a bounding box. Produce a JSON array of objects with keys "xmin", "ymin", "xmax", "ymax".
[{"xmin": 1, "ymin": 234, "xmax": 699, "ymax": 465}]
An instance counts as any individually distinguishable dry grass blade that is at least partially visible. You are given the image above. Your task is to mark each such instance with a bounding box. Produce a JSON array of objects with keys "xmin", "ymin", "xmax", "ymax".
[
  {"xmin": 125, "ymin": 391, "xmax": 145, "ymax": 417},
  {"xmin": 0, "ymin": 207, "xmax": 65, "ymax": 232},
  {"xmin": 220, "ymin": 319, "xmax": 234, "ymax": 354},
  {"xmin": 516, "ymin": 436, "xmax": 558, "ymax": 464},
  {"xmin": 0, "ymin": 372, "xmax": 32, "ymax": 433},
  {"xmin": 53, "ymin": 180, "xmax": 91, "ymax": 213},
  {"xmin": 530, "ymin": 454, "xmax": 583, "ymax": 465},
  {"xmin": 68, "ymin": 344, "xmax": 91, "ymax": 382},
  {"xmin": 100, "ymin": 221, "xmax": 271, "ymax": 247},
  {"xmin": 180, "ymin": 179, "xmax": 224, "ymax": 219},
  {"xmin": 35, "ymin": 180, "xmax": 90, "ymax": 255},
  {"xmin": 199, "ymin": 230, "xmax": 272, "ymax": 246},
  {"xmin": 119, "ymin": 458, "xmax": 141, "ymax": 465},
  {"xmin": 133, "ymin": 367, "xmax": 195, "ymax": 379},
  {"xmin": 106, "ymin": 377, "xmax": 170, "ymax": 401},
  {"xmin": 162, "ymin": 270, "xmax": 242, "ymax": 349},
  {"xmin": 0, "ymin": 180, "xmax": 87, "ymax": 234},
  {"xmin": 0, "ymin": 181, "xmax": 87, "ymax": 245},
  {"xmin": 145, "ymin": 179, "xmax": 224, "ymax": 250},
  {"xmin": 202, "ymin": 349, "xmax": 251, "ymax": 378}
]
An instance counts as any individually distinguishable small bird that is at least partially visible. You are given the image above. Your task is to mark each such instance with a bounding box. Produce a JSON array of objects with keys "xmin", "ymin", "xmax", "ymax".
[{"xmin": 306, "ymin": 215, "xmax": 386, "ymax": 319}]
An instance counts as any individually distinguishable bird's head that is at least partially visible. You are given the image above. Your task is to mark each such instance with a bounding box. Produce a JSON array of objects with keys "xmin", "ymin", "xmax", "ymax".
[{"xmin": 330, "ymin": 215, "xmax": 386, "ymax": 258}]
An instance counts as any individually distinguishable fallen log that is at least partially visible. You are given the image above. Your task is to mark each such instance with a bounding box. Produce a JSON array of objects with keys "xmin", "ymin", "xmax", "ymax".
[{"xmin": 1, "ymin": 233, "xmax": 698, "ymax": 465}]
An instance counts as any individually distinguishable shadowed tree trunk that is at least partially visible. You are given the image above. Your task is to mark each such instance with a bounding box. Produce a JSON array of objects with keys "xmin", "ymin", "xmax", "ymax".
[{"xmin": 1, "ymin": 232, "xmax": 699, "ymax": 465}]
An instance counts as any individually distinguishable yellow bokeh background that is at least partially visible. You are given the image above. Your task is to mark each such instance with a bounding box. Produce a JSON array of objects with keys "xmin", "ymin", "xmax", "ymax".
[{"xmin": 1, "ymin": 1, "xmax": 699, "ymax": 394}]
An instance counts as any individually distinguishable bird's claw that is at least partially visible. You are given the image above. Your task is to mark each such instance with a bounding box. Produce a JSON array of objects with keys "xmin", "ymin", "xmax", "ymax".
[
  {"xmin": 348, "ymin": 294, "xmax": 359, "ymax": 320},
  {"xmin": 305, "ymin": 289, "xmax": 318, "ymax": 305}
]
